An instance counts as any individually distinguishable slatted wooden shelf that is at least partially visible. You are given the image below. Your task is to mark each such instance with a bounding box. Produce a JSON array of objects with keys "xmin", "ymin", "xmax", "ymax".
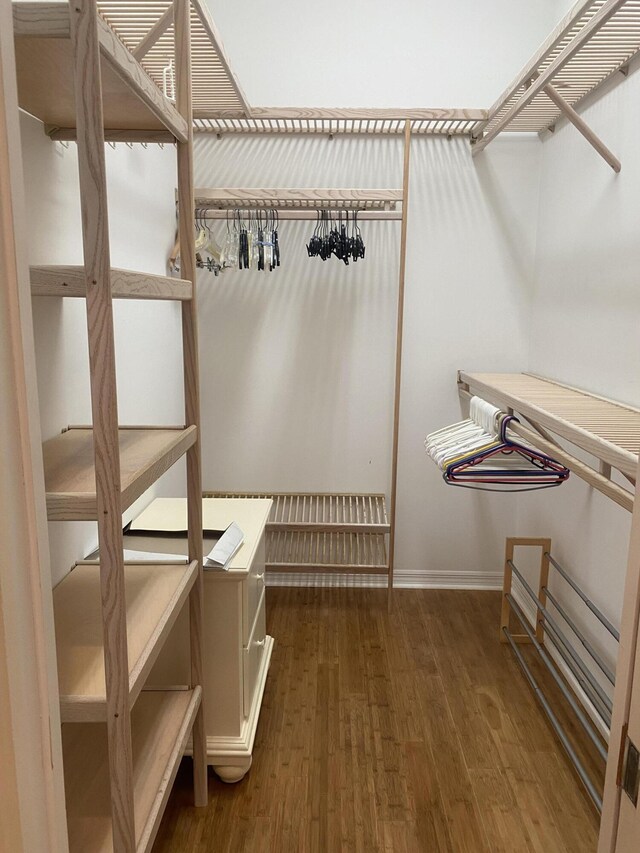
[
  {"xmin": 194, "ymin": 188, "xmax": 403, "ymax": 211},
  {"xmin": 267, "ymin": 530, "xmax": 388, "ymax": 574},
  {"xmin": 62, "ymin": 687, "xmax": 201, "ymax": 853},
  {"xmin": 459, "ymin": 372, "xmax": 640, "ymax": 478},
  {"xmin": 30, "ymin": 266, "xmax": 192, "ymax": 300},
  {"xmin": 12, "ymin": 1, "xmax": 188, "ymax": 140},
  {"xmin": 43, "ymin": 426, "xmax": 197, "ymax": 520},
  {"xmin": 193, "ymin": 108, "xmax": 488, "ymax": 136},
  {"xmin": 204, "ymin": 491, "xmax": 390, "ymax": 574},
  {"xmin": 54, "ymin": 560, "xmax": 196, "ymax": 722},
  {"xmin": 206, "ymin": 491, "xmax": 390, "ymax": 533},
  {"xmin": 97, "ymin": 0, "xmax": 249, "ymax": 116},
  {"xmin": 473, "ymin": 0, "xmax": 640, "ymax": 139}
]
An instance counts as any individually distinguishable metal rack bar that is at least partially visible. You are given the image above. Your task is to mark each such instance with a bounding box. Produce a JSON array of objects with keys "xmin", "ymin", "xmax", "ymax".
[
  {"xmin": 503, "ymin": 626, "xmax": 604, "ymax": 812},
  {"xmin": 506, "ymin": 593, "xmax": 607, "ymax": 763},
  {"xmin": 546, "ymin": 552, "xmax": 620, "ymax": 641},
  {"xmin": 544, "ymin": 586, "xmax": 616, "ymax": 686},
  {"xmin": 508, "ymin": 559, "xmax": 614, "ymax": 716},
  {"xmin": 507, "ymin": 560, "xmax": 608, "ymax": 695},
  {"xmin": 542, "ymin": 617, "xmax": 613, "ymax": 722}
]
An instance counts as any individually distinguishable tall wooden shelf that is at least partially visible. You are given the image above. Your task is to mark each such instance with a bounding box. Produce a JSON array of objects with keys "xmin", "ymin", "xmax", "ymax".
[
  {"xmin": 11, "ymin": 0, "xmax": 208, "ymax": 849},
  {"xmin": 54, "ymin": 560, "xmax": 198, "ymax": 722},
  {"xmin": 12, "ymin": 1, "xmax": 188, "ymax": 141},
  {"xmin": 43, "ymin": 426, "xmax": 197, "ymax": 521},
  {"xmin": 62, "ymin": 688, "xmax": 202, "ymax": 853}
]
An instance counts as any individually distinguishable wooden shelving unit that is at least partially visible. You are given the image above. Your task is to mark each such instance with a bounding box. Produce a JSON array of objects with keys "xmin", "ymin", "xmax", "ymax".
[
  {"xmin": 205, "ymin": 492, "xmax": 390, "ymax": 574},
  {"xmin": 194, "ymin": 187, "xmax": 403, "ymax": 210},
  {"xmin": 208, "ymin": 491, "xmax": 389, "ymax": 533},
  {"xmin": 193, "ymin": 107, "xmax": 488, "ymax": 136},
  {"xmin": 14, "ymin": 0, "xmax": 208, "ymax": 848},
  {"xmin": 62, "ymin": 688, "xmax": 202, "ymax": 853},
  {"xmin": 54, "ymin": 560, "xmax": 197, "ymax": 722},
  {"xmin": 196, "ymin": 123, "xmax": 413, "ymax": 591},
  {"xmin": 12, "ymin": 1, "xmax": 188, "ymax": 140},
  {"xmin": 472, "ymin": 0, "xmax": 640, "ymax": 140},
  {"xmin": 267, "ymin": 530, "xmax": 388, "ymax": 574},
  {"xmin": 471, "ymin": 0, "xmax": 640, "ymax": 169},
  {"xmin": 43, "ymin": 426, "xmax": 197, "ymax": 520}
]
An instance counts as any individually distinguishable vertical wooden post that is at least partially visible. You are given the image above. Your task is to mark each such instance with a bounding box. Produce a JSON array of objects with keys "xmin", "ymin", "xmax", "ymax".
[
  {"xmin": 174, "ymin": 0, "xmax": 207, "ymax": 807},
  {"xmin": 500, "ymin": 538, "xmax": 515, "ymax": 642},
  {"xmin": 388, "ymin": 119, "xmax": 411, "ymax": 596},
  {"xmin": 0, "ymin": 2, "xmax": 68, "ymax": 845},
  {"xmin": 599, "ymin": 460, "xmax": 640, "ymax": 853},
  {"xmin": 69, "ymin": 0, "xmax": 135, "ymax": 848},
  {"xmin": 536, "ymin": 539, "xmax": 552, "ymax": 644}
]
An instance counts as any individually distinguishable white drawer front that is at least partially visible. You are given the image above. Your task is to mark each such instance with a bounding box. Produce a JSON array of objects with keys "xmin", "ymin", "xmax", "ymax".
[
  {"xmin": 243, "ymin": 532, "xmax": 266, "ymax": 644},
  {"xmin": 243, "ymin": 587, "xmax": 266, "ymax": 718}
]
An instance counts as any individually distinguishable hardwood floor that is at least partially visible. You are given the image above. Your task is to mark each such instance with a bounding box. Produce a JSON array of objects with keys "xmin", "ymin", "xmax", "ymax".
[{"xmin": 153, "ymin": 588, "xmax": 603, "ymax": 852}]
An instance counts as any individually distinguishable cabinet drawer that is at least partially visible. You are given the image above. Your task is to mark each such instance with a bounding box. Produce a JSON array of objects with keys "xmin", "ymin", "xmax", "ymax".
[
  {"xmin": 243, "ymin": 532, "xmax": 266, "ymax": 644},
  {"xmin": 243, "ymin": 587, "xmax": 266, "ymax": 718}
]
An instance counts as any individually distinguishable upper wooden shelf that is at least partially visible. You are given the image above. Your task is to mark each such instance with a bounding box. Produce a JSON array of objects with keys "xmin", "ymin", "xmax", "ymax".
[
  {"xmin": 31, "ymin": 266, "xmax": 192, "ymax": 300},
  {"xmin": 205, "ymin": 491, "xmax": 390, "ymax": 534},
  {"xmin": 55, "ymin": 560, "xmax": 197, "ymax": 722},
  {"xmin": 43, "ymin": 426, "xmax": 197, "ymax": 520},
  {"xmin": 194, "ymin": 187, "xmax": 403, "ymax": 211},
  {"xmin": 471, "ymin": 0, "xmax": 640, "ymax": 142},
  {"xmin": 458, "ymin": 372, "xmax": 640, "ymax": 479},
  {"xmin": 12, "ymin": 1, "xmax": 188, "ymax": 141},
  {"xmin": 62, "ymin": 687, "xmax": 201, "ymax": 853},
  {"xmin": 193, "ymin": 108, "xmax": 488, "ymax": 137}
]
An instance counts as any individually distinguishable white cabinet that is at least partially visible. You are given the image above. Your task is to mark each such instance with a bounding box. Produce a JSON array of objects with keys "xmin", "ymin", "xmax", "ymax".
[{"xmin": 127, "ymin": 498, "xmax": 274, "ymax": 783}]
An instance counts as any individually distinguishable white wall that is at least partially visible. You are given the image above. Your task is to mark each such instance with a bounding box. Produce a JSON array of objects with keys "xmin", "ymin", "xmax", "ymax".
[
  {"xmin": 206, "ymin": 0, "xmax": 571, "ymax": 107},
  {"xmin": 194, "ymin": 134, "xmax": 401, "ymax": 495},
  {"xmin": 22, "ymin": 113, "xmax": 184, "ymax": 585},
  {"xmin": 194, "ymin": 131, "xmax": 543, "ymax": 583},
  {"xmin": 397, "ymin": 135, "xmax": 541, "ymax": 584}
]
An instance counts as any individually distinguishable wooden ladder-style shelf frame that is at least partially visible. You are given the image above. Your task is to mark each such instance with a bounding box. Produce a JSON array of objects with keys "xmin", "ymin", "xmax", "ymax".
[
  {"xmin": 13, "ymin": 0, "xmax": 207, "ymax": 849},
  {"xmin": 458, "ymin": 371, "xmax": 639, "ymax": 512},
  {"xmin": 195, "ymin": 122, "xmax": 413, "ymax": 591}
]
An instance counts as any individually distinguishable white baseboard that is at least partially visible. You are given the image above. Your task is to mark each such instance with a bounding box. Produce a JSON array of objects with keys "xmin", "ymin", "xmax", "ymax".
[
  {"xmin": 394, "ymin": 570, "xmax": 503, "ymax": 590},
  {"xmin": 266, "ymin": 570, "xmax": 503, "ymax": 590}
]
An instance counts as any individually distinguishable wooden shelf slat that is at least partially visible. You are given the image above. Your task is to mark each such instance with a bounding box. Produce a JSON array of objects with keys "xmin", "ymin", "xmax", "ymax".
[
  {"xmin": 12, "ymin": 1, "xmax": 188, "ymax": 140},
  {"xmin": 62, "ymin": 687, "xmax": 201, "ymax": 853},
  {"xmin": 54, "ymin": 561, "xmax": 197, "ymax": 722},
  {"xmin": 459, "ymin": 371, "xmax": 640, "ymax": 478},
  {"xmin": 43, "ymin": 426, "xmax": 197, "ymax": 520},
  {"xmin": 31, "ymin": 265, "xmax": 192, "ymax": 300}
]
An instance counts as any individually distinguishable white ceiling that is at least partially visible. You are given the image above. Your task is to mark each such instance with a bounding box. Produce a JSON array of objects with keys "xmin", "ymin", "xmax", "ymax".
[{"xmin": 206, "ymin": 0, "xmax": 574, "ymax": 109}]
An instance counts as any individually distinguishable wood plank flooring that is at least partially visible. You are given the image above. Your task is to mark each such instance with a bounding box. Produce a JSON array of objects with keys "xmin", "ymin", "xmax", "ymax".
[{"xmin": 153, "ymin": 588, "xmax": 603, "ymax": 852}]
